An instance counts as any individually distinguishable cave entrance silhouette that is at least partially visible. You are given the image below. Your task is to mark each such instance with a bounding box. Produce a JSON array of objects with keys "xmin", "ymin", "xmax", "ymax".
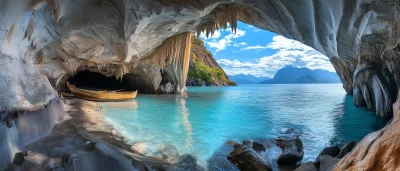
[{"xmin": 67, "ymin": 70, "xmax": 135, "ymax": 92}]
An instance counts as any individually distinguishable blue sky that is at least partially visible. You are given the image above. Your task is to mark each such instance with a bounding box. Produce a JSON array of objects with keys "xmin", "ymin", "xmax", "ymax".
[{"xmin": 198, "ymin": 21, "xmax": 334, "ymax": 78}]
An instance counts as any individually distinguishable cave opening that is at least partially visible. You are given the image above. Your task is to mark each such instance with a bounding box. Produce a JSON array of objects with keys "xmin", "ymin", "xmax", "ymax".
[{"xmin": 67, "ymin": 71, "xmax": 135, "ymax": 91}]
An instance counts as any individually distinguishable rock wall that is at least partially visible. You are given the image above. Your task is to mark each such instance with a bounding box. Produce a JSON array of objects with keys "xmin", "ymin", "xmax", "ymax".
[
  {"xmin": 0, "ymin": 97, "xmax": 64, "ymax": 170},
  {"xmin": 1, "ymin": 0, "xmax": 400, "ymax": 170},
  {"xmin": 124, "ymin": 63, "xmax": 184, "ymax": 94},
  {"xmin": 334, "ymin": 1, "xmax": 400, "ymax": 170}
]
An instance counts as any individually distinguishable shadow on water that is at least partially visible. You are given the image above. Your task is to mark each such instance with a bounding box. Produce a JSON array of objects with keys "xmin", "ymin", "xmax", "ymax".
[{"xmin": 329, "ymin": 95, "xmax": 387, "ymax": 146}]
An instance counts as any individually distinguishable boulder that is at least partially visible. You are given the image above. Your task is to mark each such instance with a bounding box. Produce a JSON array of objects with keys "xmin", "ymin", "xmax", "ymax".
[
  {"xmin": 294, "ymin": 161, "xmax": 318, "ymax": 171},
  {"xmin": 336, "ymin": 141, "xmax": 357, "ymax": 158},
  {"xmin": 252, "ymin": 141, "xmax": 266, "ymax": 153},
  {"xmin": 319, "ymin": 155, "xmax": 340, "ymax": 171},
  {"xmin": 314, "ymin": 146, "xmax": 340, "ymax": 166},
  {"xmin": 280, "ymin": 128, "xmax": 295, "ymax": 134},
  {"xmin": 319, "ymin": 146, "xmax": 340, "ymax": 157},
  {"xmin": 276, "ymin": 130, "xmax": 304, "ymax": 165},
  {"xmin": 12, "ymin": 152, "xmax": 27, "ymax": 165},
  {"xmin": 228, "ymin": 141, "xmax": 272, "ymax": 171},
  {"xmin": 131, "ymin": 142, "xmax": 179, "ymax": 163},
  {"xmin": 156, "ymin": 144, "xmax": 179, "ymax": 163},
  {"xmin": 175, "ymin": 154, "xmax": 204, "ymax": 171}
]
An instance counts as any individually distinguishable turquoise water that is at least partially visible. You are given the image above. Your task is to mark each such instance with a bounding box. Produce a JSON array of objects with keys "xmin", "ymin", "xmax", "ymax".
[{"xmin": 101, "ymin": 84, "xmax": 386, "ymax": 169}]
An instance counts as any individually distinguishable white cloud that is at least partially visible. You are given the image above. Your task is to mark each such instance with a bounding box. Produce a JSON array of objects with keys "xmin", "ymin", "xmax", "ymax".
[
  {"xmin": 200, "ymin": 28, "xmax": 246, "ymax": 52},
  {"xmin": 266, "ymin": 35, "xmax": 305, "ymax": 50},
  {"xmin": 241, "ymin": 45, "xmax": 267, "ymax": 51},
  {"xmin": 217, "ymin": 35, "xmax": 335, "ymax": 77},
  {"xmin": 233, "ymin": 42, "xmax": 247, "ymax": 47}
]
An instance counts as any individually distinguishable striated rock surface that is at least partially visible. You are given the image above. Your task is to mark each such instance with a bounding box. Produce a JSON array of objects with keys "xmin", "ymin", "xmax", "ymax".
[
  {"xmin": 1, "ymin": 0, "xmax": 400, "ymax": 170},
  {"xmin": 0, "ymin": 98, "xmax": 64, "ymax": 171},
  {"xmin": 5, "ymin": 134, "xmax": 152, "ymax": 171}
]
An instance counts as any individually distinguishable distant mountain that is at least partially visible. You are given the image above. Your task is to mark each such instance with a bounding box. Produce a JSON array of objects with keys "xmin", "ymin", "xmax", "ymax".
[
  {"xmin": 228, "ymin": 74, "xmax": 271, "ymax": 84},
  {"xmin": 259, "ymin": 66, "xmax": 340, "ymax": 84}
]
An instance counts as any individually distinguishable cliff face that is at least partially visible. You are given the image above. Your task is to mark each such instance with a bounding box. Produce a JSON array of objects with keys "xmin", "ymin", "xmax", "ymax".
[
  {"xmin": 186, "ymin": 36, "xmax": 236, "ymax": 86},
  {"xmin": 1, "ymin": 0, "xmax": 400, "ymax": 170}
]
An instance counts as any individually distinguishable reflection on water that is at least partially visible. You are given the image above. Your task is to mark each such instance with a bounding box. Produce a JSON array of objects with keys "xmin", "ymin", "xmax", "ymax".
[
  {"xmin": 101, "ymin": 84, "xmax": 387, "ymax": 169},
  {"xmin": 178, "ymin": 97, "xmax": 194, "ymax": 151}
]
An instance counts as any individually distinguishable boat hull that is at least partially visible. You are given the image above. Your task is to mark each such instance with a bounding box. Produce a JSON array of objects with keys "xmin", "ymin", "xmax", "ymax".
[{"xmin": 67, "ymin": 82, "xmax": 137, "ymax": 101}]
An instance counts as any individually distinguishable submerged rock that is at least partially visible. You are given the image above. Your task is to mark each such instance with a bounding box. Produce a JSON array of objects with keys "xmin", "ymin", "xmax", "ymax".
[
  {"xmin": 276, "ymin": 129, "xmax": 304, "ymax": 165},
  {"xmin": 131, "ymin": 142, "xmax": 179, "ymax": 163},
  {"xmin": 228, "ymin": 140, "xmax": 272, "ymax": 171},
  {"xmin": 156, "ymin": 144, "xmax": 179, "ymax": 163},
  {"xmin": 280, "ymin": 128, "xmax": 295, "ymax": 134},
  {"xmin": 173, "ymin": 154, "xmax": 205, "ymax": 171}
]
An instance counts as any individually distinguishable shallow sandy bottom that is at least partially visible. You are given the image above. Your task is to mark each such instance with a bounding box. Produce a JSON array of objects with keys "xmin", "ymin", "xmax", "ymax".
[
  {"xmin": 5, "ymin": 94, "xmax": 185, "ymax": 170},
  {"xmin": 58, "ymin": 94, "xmax": 172, "ymax": 164}
]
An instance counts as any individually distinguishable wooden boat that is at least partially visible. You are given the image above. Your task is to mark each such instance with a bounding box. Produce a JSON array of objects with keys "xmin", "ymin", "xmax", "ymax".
[{"xmin": 66, "ymin": 82, "xmax": 137, "ymax": 101}]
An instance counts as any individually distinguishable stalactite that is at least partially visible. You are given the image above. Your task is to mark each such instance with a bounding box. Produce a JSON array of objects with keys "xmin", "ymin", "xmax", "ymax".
[
  {"xmin": 196, "ymin": 4, "xmax": 241, "ymax": 37},
  {"xmin": 139, "ymin": 32, "xmax": 192, "ymax": 92},
  {"xmin": 62, "ymin": 57, "xmax": 133, "ymax": 80},
  {"xmin": 174, "ymin": 32, "xmax": 192, "ymax": 90}
]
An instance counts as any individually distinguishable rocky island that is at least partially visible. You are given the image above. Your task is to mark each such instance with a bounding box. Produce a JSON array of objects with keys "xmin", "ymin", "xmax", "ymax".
[{"xmin": 1, "ymin": 0, "xmax": 400, "ymax": 170}]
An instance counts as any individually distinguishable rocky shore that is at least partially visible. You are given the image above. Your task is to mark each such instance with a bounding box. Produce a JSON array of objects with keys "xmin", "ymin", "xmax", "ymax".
[
  {"xmin": 0, "ymin": 94, "xmax": 372, "ymax": 171},
  {"xmin": 226, "ymin": 128, "xmax": 358, "ymax": 171},
  {"xmin": 4, "ymin": 95, "xmax": 203, "ymax": 171}
]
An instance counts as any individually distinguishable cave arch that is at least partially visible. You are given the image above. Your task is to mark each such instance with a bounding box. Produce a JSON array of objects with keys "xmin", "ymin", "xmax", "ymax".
[
  {"xmin": 67, "ymin": 71, "xmax": 136, "ymax": 92},
  {"xmin": 1, "ymin": 1, "xmax": 400, "ymax": 170}
]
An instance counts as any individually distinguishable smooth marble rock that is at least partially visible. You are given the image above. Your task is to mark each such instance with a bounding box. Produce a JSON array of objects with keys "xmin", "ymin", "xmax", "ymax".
[{"xmin": 228, "ymin": 140, "xmax": 272, "ymax": 171}]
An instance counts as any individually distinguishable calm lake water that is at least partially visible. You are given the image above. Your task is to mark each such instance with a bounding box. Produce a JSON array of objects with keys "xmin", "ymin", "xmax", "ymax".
[{"xmin": 101, "ymin": 84, "xmax": 386, "ymax": 170}]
